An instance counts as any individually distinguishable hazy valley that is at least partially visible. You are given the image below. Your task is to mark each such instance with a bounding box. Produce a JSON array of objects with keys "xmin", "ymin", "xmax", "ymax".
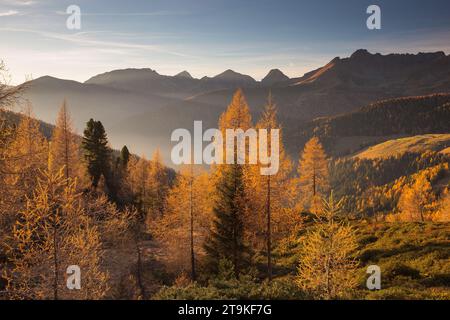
[{"xmin": 21, "ymin": 49, "xmax": 450, "ymax": 162}]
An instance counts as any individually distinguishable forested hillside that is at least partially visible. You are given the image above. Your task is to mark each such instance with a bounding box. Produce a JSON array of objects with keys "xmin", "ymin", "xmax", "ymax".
[{"xmin": 291, "ymin": 94, "xmax": 450, "ymax": 157}]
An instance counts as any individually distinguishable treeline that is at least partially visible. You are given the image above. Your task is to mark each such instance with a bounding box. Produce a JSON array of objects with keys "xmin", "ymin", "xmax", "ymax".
[
  {"xmin": 0, "ymin": 108, "xmax": 54, "ymax": 138},
  {"xmin": 294, "ymin": 94, "xmax": 450, "ymax": 154},
  {"xmin": 314, "ymin": 93, "xmax": 450, "ymax": 136}
]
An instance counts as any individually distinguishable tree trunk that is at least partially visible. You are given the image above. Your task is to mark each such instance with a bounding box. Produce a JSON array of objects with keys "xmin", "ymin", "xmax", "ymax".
[
  {"xmin": 189, "ymin": 165, "xmax": 196, "ymax": 281},
  {"xmin": 313, "ymin": 167, "xmax": 316, "ymax": 197},
  {"xmin": 63, "ymin": 111, "xmax": 70, "ymax": 183},
  {"xmin": 53, "ymin": 209, "xmax": 58, "ymax": 300},
  {"xmin": 135, "ymin": 241, "xmax": 147, "ymax": 299},
  {"xmin": 233, "ymin": 164, "xmax": 238, "ymax": 277},
  {"xmin": 266, "ymin": 175, "xmax": 272, "ymax": 281}
]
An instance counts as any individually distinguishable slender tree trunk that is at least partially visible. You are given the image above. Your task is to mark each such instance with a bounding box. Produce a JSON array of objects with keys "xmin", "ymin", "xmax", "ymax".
[
  {"xmin": 189, "ymin": 165, "xmax": 196, "ymax": 281},
  {"xmin": 325, "ymin": 253, "xmax": 331, "ymax": 299},
  {"xmin": 53, "ymin": 209, "xmax": 58, "ymax": 300},
  {"xmin": 312, "ymin": 167, "xmax": 316, "ymax": 197},
  {"xmin": 141, "ymin": 167, "xmax": 146, "ymax": 213},
  {"xmin": 233, "ymin": 164, "xmax": 238, "ymax": 277},
  {"xmin": 135, "ymin": 241, "xmax": 147, "ymax": 299},
  {"xmin": 63, "ymin": 111, "xmax": 70, "ymax": 182},
  {"xmin": 266, "ymin": 174, "xmax": 272, "ymax": 281}
]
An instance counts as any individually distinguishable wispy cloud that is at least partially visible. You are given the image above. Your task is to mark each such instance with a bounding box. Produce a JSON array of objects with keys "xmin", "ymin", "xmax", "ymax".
[
  {"xmin": 54, "ymin": 10, "xmax": 188, "ymax": 17},
  {"xmin": 0, "ymin": 10, "xmax": 20, "ymax": 16},
  {"xmin": 0, "ymin": 27, "xmax": 192, "ymax": 58},
  {"xmin": 0, "ymin": 0, "xmax": 36, "ymax": 6}
]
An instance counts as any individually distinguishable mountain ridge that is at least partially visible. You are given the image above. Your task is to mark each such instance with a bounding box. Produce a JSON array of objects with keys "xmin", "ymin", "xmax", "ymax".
[{"xmin": 21, "ymin": 49, "xmax": 450, "ymax": 159}]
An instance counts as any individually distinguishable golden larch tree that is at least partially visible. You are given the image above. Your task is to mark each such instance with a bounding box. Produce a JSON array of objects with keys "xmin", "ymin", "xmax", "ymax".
[
  {"xmin": 147, "ymin": 149, "xmax": 169, "ymax": 220},
  {"xmin": 244, "ymin": 93, "xmax": 296, "ymax": 280},
  {"xmin": 3, "ymin": 105, "xmax": 48, "ymax": 223},
  {"xmin": 296, "ymin": 193, "xmax": 359, "ymax": 299},
  {"xmin": 6, "ymin": 169, "xmax": 108, "ymax": 300},
  {"xmin": 297, "ymin": 137, "xmax": 329, "ymax": 213},
  {"xmin": 152, "ymin": 166, "xmax": 214, "ymax": 280},
  {"xmin": 436, "ymin": 190, "xmax": 449, "ymax": 222},
  {"xmin": 219, "ymin": 88, "xmax": 252, "ymax": 135},
  {"xmin": 398, "ymin": 174, "xmax": 434, "ymax": 222},
  {"xmin": 49, "ymin": 100, "xmax": 84, "ymax": 185}
]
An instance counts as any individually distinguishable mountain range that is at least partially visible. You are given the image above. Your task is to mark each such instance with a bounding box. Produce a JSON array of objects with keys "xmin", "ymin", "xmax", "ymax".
[{"xmin": 20, "ymin": 49, "xmax": 450, "ymax": 162}]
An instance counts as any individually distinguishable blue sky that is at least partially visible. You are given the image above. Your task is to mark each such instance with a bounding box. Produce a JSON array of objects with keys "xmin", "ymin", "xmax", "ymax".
[{"xmin": 1, "ymin": 0, "xmax": 450, "ymax": 84}]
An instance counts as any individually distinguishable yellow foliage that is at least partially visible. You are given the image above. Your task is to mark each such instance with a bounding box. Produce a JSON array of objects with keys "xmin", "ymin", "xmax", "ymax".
[
  {"xmin": 297, "ymin": 137, "xmax": 329, "ymax": 213},
  {"xmin": 151, "ymin": 166, "xmax": 214, "ymax": 276},
  {"xmin": 6, "ymin": 169, "xmax": 108, "ymax": 299},
  {"xmin": 296, "ymin": 194, "xmax": 358, "ymax": 299},
  {"xmin": 398, "ymin": 173, "xmax": 434, "ymax": 222},
  {"xmin": 48, "ymin": 100, "xmax": 85, "ymax": 187}
]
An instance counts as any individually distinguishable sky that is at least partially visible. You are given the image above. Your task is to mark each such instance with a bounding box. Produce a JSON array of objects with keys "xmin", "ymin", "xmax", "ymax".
[{"xmin": 1, "ymin": 0, "xmax": 450, "ymax": 84}]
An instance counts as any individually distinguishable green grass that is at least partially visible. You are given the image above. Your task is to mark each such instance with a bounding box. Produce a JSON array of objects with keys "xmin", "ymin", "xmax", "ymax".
[
  {"xmin": 353, "ymin": 222, "xmax": 450, "ymax": 299},
  {"xmin": 272, "ymin": 221, "xmax": 450, "ymax": 299},
  {"xmin": 352, "ymin": 134, "xmax": 450, "ymax": 159}
]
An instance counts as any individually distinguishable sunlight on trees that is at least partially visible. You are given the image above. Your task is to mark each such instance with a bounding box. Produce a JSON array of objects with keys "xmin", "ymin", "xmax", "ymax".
[
  {"xmin": 297, "ymin": 137, "xmax": 329, "ymax": 213},
  {"xmin": 296, "ymin": 193, "xmax": 359, "ymax": 299}
]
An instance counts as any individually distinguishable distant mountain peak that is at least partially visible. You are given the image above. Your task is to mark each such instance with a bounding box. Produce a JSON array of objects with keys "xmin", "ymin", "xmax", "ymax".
[
  {"xmin": 85, "ymin": 68, "xmax": 160, "ymax": 85},
  {"xmin": 175, "ymin": 71, "xmax": 193, "ymax": 79},
  {"xmin": 212, "ymin": 69, "xmax": 256, "ymax": 83},
  {"xmin": 350, "ymin": 49, "xmax": 372, "ymax": 59},
  {"xmin": 214, "ymin": 69, "xmax": 240, "ymax": 78},
  {"xmin": 261, "ymin": 69, "xmax": 289, "ymax": 85}
]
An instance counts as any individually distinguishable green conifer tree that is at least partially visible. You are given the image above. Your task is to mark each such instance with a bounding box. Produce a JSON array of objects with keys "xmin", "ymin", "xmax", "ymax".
[
  {"xmin": 81, "ymin": 119, "xmax": 111, "ymax": 189},
  {"xmin": 204, "ymin": 164, "xmax": 249, "ymax": 277},
  {"xmin": 120, "ymin": 145, "xmax": 130, "ymax": 168}
]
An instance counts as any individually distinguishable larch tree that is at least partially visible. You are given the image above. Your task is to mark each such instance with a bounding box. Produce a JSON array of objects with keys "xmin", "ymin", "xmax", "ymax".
[
  {"xmin": 147, "ymin": 149, "xmax": 169, "ymax": 220},
  {"xmin": 81, "ymin": 119, "xmax": 111, "ymax": 190},
  {"xmin": 49, "ymin": 100, "xmax": 83, "ymax": 185},
  {"xmin": 245, "ymin": 93, "xmax": 296, "ymax": 281},
  {"xmin": 436, "ymin": 191, "xmax": 450, "ymax": 222},
  {"xmin": 6, "ymin": 169, "xmax": 108, "ymax": 300},
  {"xmin": 297, "ymin": 137, "xmax": 329, "ymax": 213},
  {"xmin": 398, "ymin": 174, "xmax": 434, "ymax": 222},
  {"xmin": 82, "ymin": 193, "xmax": 143, "ymax": 298},
  {"xmin": 3, "ymin": 105, "xmax": 48, "ymax": 212},
  {"xmin": 152, "ymin": 167, "xmax": 214, "ymax": 280},
  {"xmin": 0, "ymin": 116, "xmax": 14, "ymax": 257},
  {"xmin": 205, "ymin": 89, "xmax": 252, "ymax": 277},
  {"xmin": 0, "ymin": 61, "xmax": 25, "ymax": 288},
  {"xmin": 296, "ymin": 193, "xmax": 359, "ymax": 299}
]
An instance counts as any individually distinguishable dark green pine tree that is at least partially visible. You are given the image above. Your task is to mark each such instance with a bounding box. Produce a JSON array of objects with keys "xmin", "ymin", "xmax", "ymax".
[
  {"xmin": 81, "ymin": 119, "xmax": 111, "ymax": 189},
  {"xmin": 119, "ymin": 145, "xmax": 130, "ymax": 168},
  {"xmin": 204, "ymin": 164, "xmax": 250, "ymax": 277}
]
